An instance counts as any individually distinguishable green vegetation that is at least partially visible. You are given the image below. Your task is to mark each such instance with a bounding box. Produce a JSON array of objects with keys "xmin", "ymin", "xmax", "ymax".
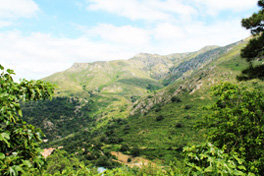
[
  {"xmin": 238, "ymin": 0, "xmax": 264, "ymax": 80},
  {"xmin": 44, "ymin": 150, "xmax": 87, "ymax": 175},
  {"xmin": 0, "ymin": 65, "xmax": 54, "ymax": 175},
  {"xmin": 183, "ymin": 142, "xmax": 247, "ymax": 175},
  {"xmin": 196, "ymin": 82, "xmax": 264, "ymax": 174},
  {"xmin": 3, "ymin": 4, "xmax": 264, "ymax": 174},
  {"xmin": 40, "ymin": 82, "xmax": 264, "ymax": 175},
  {"xmin": 18, "ymin": 32, "xmax": 261, "ymax": 172}
]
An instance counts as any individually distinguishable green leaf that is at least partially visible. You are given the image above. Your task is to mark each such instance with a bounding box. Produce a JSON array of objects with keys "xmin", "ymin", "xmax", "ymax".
[
  {"xmin": 0, "ymin": 132, "xmax": 10, "ymax": 146},
  {"xmin": 237, "ymin": 165, "xmax": 246, "ymax": 170},
  {"xmin": 6, "ymin": 69, "xmax": 15, "ymax": 75},
  {"xmin": 22, "ymin": 160, "xmax": 32, "ymax": 168},
  {"xmin": 17, "ymin": 109, "xmax": 22, "ymax": 117},
  {"xmin": 8, "ymin": 166, "xmax": 18, "ymax": 176},
  {"xmin": 204, "ymin": 166, "xmax": 213, "ymax": 172},
  {"xmin": 0, "ymin": 153, "xmax": 5, "ymax": 160},
  {"xmin": 1, "ymin": 132, "xmax": 10, "ymax": 140}
]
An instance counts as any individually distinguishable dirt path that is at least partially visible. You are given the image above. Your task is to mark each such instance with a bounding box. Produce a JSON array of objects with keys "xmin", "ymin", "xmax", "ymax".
[{"xmin": 111, "ymin": 151, "xmax": 156, "ymax": 168}]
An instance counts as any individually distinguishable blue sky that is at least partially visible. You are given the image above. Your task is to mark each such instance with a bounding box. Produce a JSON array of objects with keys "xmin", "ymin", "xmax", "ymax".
[{"xmin": 0, "ymin": 0, "xmax": 259, "ymax": 81}]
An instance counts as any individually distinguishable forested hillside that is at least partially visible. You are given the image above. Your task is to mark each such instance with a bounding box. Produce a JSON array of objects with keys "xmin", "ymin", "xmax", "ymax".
[
  {"xmin": 18, "ymin": 36, "xmax": 264, "ymax": 173},
  {"xmin": 0, "ymin": 32, "xmax": 260, "ymax": 175}
]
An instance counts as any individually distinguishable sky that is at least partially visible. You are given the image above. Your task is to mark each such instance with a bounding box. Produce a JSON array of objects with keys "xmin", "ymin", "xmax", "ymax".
[{"xmin": 0, "ymin": 0, "xmax": 260, "ymax": 81}]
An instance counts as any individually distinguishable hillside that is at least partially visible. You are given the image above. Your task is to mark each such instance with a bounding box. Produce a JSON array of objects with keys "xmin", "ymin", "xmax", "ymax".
[
  {"xmin": 42, "ymin": 45, "xmax": 219, "ymax": 97},
  {"xmin": 21, "ymin": 37, "xmax": 263, "ymax": 167}
]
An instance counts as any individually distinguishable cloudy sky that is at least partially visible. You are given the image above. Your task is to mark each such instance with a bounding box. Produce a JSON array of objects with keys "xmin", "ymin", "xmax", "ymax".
[{"xmin": 0, "ymin": 0, "xmax": 259, "ymax": 81}]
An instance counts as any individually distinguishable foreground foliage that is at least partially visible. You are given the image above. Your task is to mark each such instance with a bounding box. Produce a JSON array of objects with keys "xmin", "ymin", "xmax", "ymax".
[
  {"xmin": 183, "ymin": 143, "xmax": 247, "ymax": 175},
  {"xmin": 197, "ymin": 82, "xmax": 264, "ymax": 175},
  {"xmin": 0, "ymin": 65, "xmax": 54, "ymax": 175}
]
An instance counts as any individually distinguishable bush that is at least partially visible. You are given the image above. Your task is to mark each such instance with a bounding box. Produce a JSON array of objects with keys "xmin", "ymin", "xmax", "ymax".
[
  {"xmin": 183, "ymin": 143, "xmax": 246, "ymax": 175},
  {"xmin": 171, "ymin": 96, "xmax": 182, "ymax": 103},
  {"xmin": 131, "ymin": 147, "xmax": 140, "ymax": 157},
  {"xmin": 156, "ymin": 115, "xmax": 164, "ymax": 121},
  {"xmin": 127, "ymin": 158, "xmax": 132, "ymax": 163},
  {"xmin": 120, "ymin": 144, "xmax": 129, "ymax": 152},
  {"xmin": 175, "ymin": 123, "xmax": 183, "ymax": 128},
  {"xmin": 123, "ymin": 125, "xmax": 130, "ymax": 131},
  {"xmin": 155, "ymin": 107, "xmax": 161, "ymax": 112},
  {"xmin": 183, "ymin": 115, "xmax": 191, "ymax": 119},
  {"xmin": 184, "ymin": 105, "xmax": 192, "ymax": 110}
]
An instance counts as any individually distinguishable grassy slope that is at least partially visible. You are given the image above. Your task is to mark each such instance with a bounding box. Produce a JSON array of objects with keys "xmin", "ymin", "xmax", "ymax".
[
  {"xmin": 105, "ymin": 39, "xmax": 264, "ymax": 164},
  {"xmin": 22, "ymin": 39, "xmax": 264, "ymax": 167}
]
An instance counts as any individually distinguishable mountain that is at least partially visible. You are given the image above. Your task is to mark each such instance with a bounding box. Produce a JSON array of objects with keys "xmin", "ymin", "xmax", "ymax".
[
  {"xmin": 42, "ymin": 45, "xmax": 219, "ymax": 97},
  {"xmin": 21, "ymin": 38, "xmax": 262, "ymax": 166}
]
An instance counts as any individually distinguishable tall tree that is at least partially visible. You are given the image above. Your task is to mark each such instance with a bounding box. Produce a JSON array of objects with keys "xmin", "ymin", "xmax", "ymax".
[
  {"xmin": 196, "ymin": 82, "xmax": 264, "ymax": 175},
  {"xmin": 0, "ymin": 65, "xmax": 54, "ymax": 175},
  {"xmin": 237, "ymin": 0, "xmax": 264, "ymax": 80}
]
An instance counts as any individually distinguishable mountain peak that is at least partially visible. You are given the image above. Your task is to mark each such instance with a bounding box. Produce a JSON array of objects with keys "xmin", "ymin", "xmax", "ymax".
[{"xmin": 133, "ymin": 53, "xmax": 160, "ymax": 59}]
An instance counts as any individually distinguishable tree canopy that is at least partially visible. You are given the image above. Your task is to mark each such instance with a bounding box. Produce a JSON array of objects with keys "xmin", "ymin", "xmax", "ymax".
[
  {"xmin": 238, "ymin": 0, "xmax": 264, "ymax": 80},
  {"xmin": 0, "ymin": 65, "xmax": 54, "ymax": 175},
  {"xmin": 196, "ymin": 82, "xmax": 264, "ymax": 175}
]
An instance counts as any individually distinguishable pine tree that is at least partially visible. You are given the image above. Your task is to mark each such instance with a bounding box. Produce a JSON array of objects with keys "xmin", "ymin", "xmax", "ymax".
[{"xmin": 237, "ymin": 0, "xmax": 264, "ymax": 80}]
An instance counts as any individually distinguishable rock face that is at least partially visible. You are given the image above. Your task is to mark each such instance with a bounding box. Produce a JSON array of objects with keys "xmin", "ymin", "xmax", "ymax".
[{"xmin": 129, "ymin": 53, "xmax": 174, "ymax": 80}]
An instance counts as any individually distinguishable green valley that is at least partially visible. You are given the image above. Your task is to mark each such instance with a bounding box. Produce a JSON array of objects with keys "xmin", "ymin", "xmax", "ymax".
[
  {"xmin": 2, "ymin": 0, "xmax": 264, "ymax": 175},
  {"xmin": 19, "ymin": 37, "xmax": 264, "ymax": 172}
]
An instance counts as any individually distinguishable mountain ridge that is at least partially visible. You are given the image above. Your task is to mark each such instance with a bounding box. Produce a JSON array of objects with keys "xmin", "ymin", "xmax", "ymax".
[
  {"xmin": 42, "ymin": 44, "xmax": 223, "ymax": 98},
  {"xmin": 21, "ymin": 37, "xmax": 262, "ymax": 166}
]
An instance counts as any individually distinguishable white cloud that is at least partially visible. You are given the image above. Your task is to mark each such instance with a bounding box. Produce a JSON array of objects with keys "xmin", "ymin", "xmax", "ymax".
[
  {"xmin": 194, "ymin": 0, "xmax": 257, "ymax": 15},
  {"xmin": 86, "ymin": 0, "xmax": 196, "ymax": 21},
  {"xmin": 153, "ymin": 19, "xmax": 251, "ymax": 54},
  {"xmin": 87, "ymin": 0, "xmax": 257, "ymax": 20},
  {"xmin": 0, "ymin": 17, "xmax": 251, "ymax": 81},
  {"xmin": 154, "ymin": 23, "xmax": 185, "ymax": 40},
  {"xmin": 0, "ymin": 31, "xmax": 143, "ymax": 81},
  {"xmin": 0, "ymin": 0, "xmax": 39, "ymax": 19},
  {"xmin": 0, "ymin": 20, "xmax": 13, "ymax": 28},
  {"xmin": 83, "ymin": 24, "xmax": 151, "ymax": 46},
  {"xmin": 0, "ymin": 0, "xmax": 255, "ymax": 81}
]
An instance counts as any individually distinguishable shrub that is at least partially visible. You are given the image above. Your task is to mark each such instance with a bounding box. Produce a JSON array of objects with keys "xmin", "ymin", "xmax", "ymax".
[
  {"xmin": 184, "ymin": 104, "xmax": 192, "ymax": 110},
  {"xmin": 175, "ymin": 123, "xmax": 183, "ymax": 128},
  {"xmin": 183, "ymin": 143, "xmax": 247, "ymax": 175},
  {"xmin": 123, "ymin": 125, "xmax": 130, "ymax": 131},
  {"xmin": 155, "ymin": 107, "xmax": 161, "ymax": 112},
  {"xmin": 171, "ymin": 96, "xmax": 182, "ymax": 103},
  {"xmin": 183, "ymin": 115, "xmax": 191, "ymax": 119},
  {"xmin": 131, "ymin": 147, "xmax": 140, "ymax": 157},
  {"xmin": 120, "ymin": 144, "xmax": 129, "ymax": 152},
  {"xmin": 156, "ymin": 115, "xmax": 164, "ymax": 121}
]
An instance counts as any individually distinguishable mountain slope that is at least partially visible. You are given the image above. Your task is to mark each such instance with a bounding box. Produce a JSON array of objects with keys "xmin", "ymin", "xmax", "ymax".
[
  {"xmin": 42, "ymin": 45, "xmax": 219, "ymax": 98},
  {"xmin": 21, "ymin": 38, "xmax": 264, "ymax": 166}
]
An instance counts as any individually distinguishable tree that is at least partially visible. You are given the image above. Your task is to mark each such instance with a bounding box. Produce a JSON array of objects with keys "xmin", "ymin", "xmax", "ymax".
[
  {"xmin": 183, "ymin": 143, "xmax": 247, "ymax": 175},
  {"xmin": 237, "ymin": 0, "xmax": 264, "ymax": 80},
  {"xmin": 45, "ymin": 150, "xmax": 82, "ymax": 175},
  {"xmin": 196, "ymin": 82, "xmax": 264, "ymax": 175},
  {"xmin": 0, "ymin": 65, "xmax": 54, "ymax": 175}
]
